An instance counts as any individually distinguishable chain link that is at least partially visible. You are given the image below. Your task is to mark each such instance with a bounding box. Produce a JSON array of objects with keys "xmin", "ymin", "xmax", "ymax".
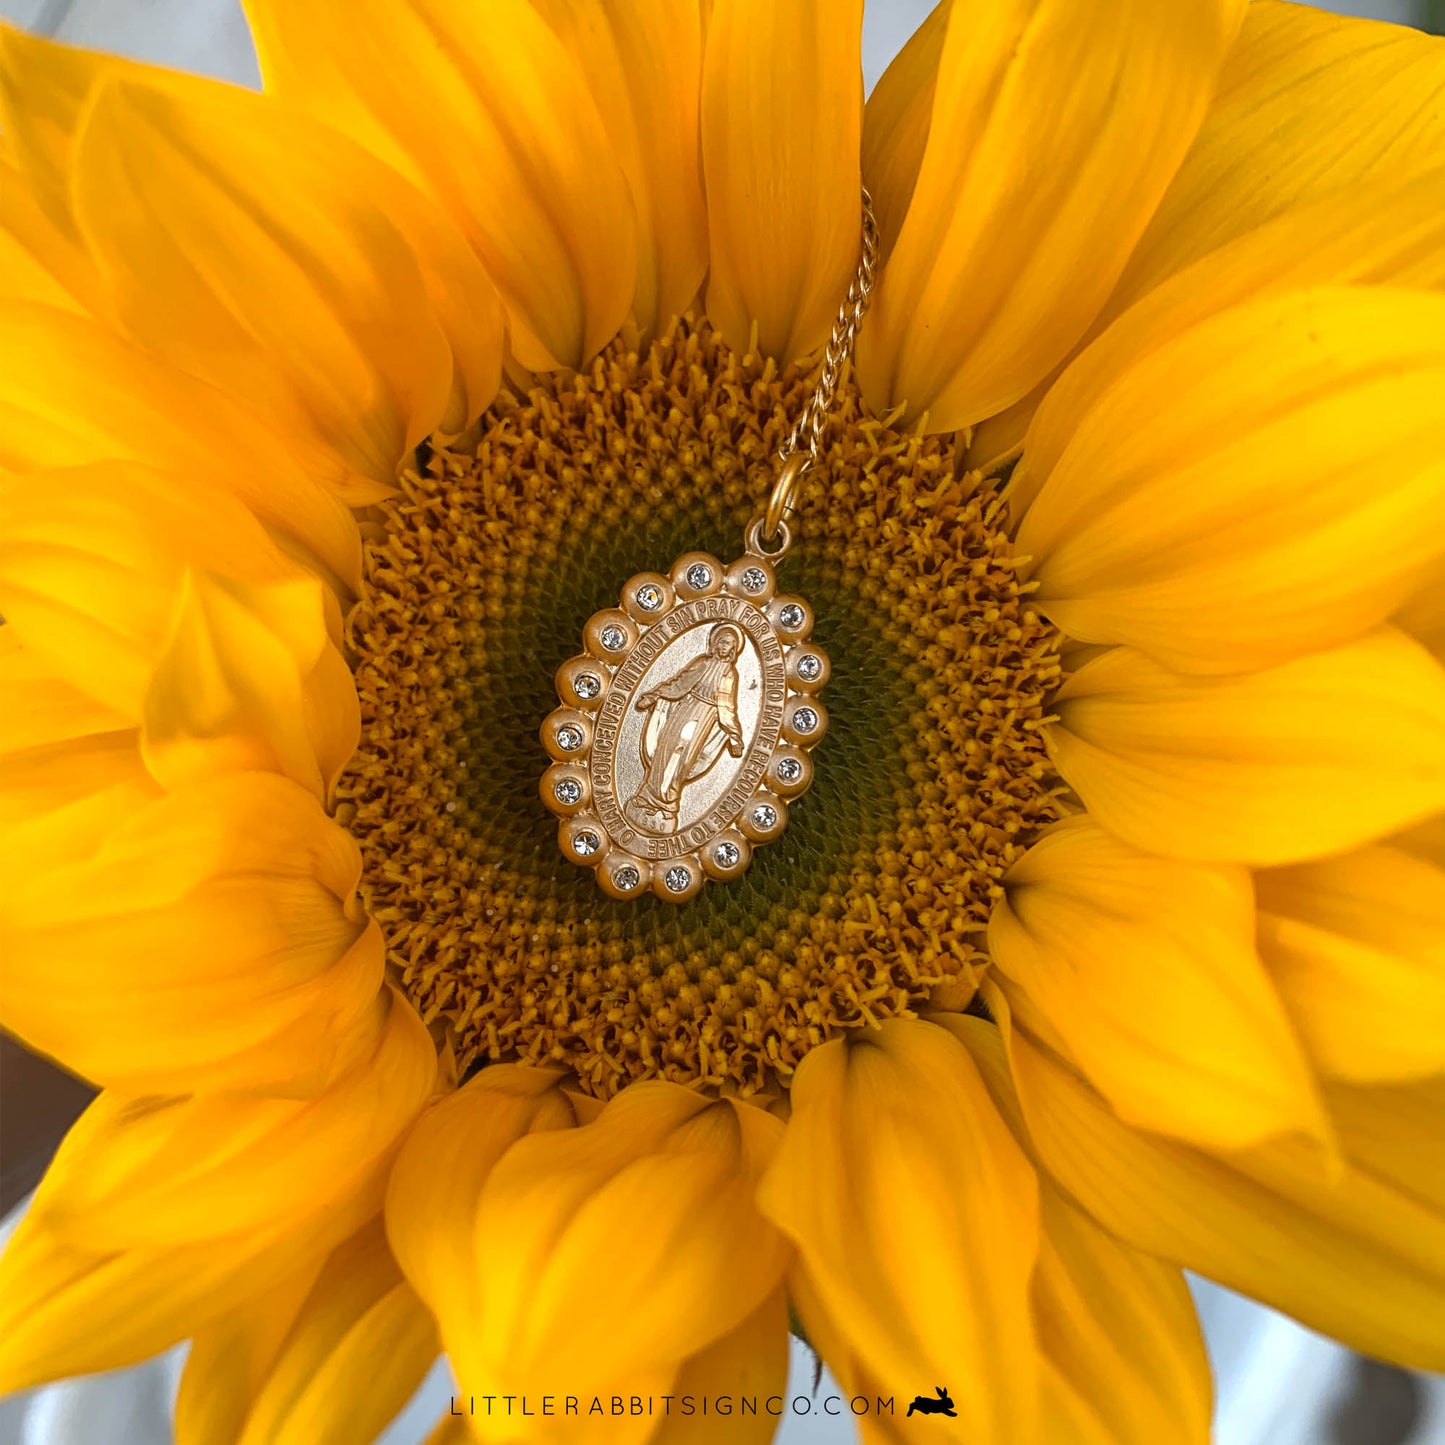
[
  {"xmin": 751, "ymin": 187, "xmax": 880, "ymax": 556},
  {"xmin": 779, "ymin": 185, "xmax": 881, "ymax": 470}
]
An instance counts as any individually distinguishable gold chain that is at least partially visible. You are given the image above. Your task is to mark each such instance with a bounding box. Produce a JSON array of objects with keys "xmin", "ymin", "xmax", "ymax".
[
  {"xmin": 781, "ymin": 185, "xmax": 881, "ymax": 468},
  {"xmin": 754, "ymin": 186, "xmax": 880, "ymax": 554}
]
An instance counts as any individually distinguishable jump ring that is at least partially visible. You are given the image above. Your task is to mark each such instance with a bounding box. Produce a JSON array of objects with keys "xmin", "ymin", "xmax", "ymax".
[{"xmin": 745, "ymin": 515, "xmax": 793, "ymax": 560}]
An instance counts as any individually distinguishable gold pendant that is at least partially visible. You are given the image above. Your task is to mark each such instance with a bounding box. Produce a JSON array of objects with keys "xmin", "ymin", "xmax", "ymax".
[{"xmin": 541, "ymin": 516, "xmax": 828, "ymax": 902}]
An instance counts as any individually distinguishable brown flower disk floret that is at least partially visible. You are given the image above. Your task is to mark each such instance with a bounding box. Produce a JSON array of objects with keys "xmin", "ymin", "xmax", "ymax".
[{"xmin": 340, "ymin": 322, "xmax": 1064, "ymax": 1098}]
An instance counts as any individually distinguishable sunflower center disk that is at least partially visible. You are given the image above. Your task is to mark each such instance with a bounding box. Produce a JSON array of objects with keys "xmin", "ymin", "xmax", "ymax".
[{"xmin": 340, "ymin": 323, "xmax": 1064, "ymax": 1098}]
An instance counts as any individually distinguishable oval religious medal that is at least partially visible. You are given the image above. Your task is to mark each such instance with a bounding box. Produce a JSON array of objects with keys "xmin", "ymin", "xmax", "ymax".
[{"xmin": 541, "ymin": 538, "xmax": 829, "ymax": 901}]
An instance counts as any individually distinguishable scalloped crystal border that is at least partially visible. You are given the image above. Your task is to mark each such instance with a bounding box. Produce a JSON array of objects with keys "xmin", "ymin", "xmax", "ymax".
[{"xmin": 540, "ymin": 549, "xmax": 829, "ymax": 902}]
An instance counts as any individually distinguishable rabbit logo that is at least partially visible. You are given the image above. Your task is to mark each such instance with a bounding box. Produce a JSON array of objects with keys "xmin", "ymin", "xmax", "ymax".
[{"xmin": 906, "ymin": 1385, "xmax": 957, "ymax": 1418}]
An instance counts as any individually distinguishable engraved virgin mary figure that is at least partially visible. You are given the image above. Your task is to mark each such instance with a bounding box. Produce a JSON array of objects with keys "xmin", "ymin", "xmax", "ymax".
[{"xmin": 624, "ymin": 623, "xmax": 746, "ymax": 835}]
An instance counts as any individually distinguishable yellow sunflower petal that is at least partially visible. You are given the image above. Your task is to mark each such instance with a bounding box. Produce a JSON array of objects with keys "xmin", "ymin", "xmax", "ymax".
[
  {"xmin": 945, "ymin": 1014, "xmax": 1213, "ymax": 1445},
  {"xmin": 860, "ymin": 0, "xmax": 950, "ymax": 258},
  {"xmin": 72, "ymin": 77, "xmax": 452, "ymax": 488},
  {"xmin": 757, "ymin": 1019, "xmax": 1038, "ymax": 1444},
  {"xmin": 0, "ymin": 165, "xmax": 93, "ymax": 313},
  {"xmin": 0, "ymin": 630, "xmax": 127, "ymax": 752},
  {"xmin": 465, "ymin": 1085, "xmax": 788, "ymax": 1437},
  {"xmin": 1034, "ymin": 1184, "xmax": 1212, "ymax": 1445},
  {"xmin": 0, "ymin": 304, "xmax": 362, "ymax": 590},
  {"xmin": 5, "ymin": 20, "xmax": 463, "ymax": 486},
  {"xmin": 529, "ymin": 0, "xmax": 707, "ymax": 340},
  {"xmin": 243, "ymin": 0, "xmax": 637, "ymax": 372},
  {"xmin": 779, "ymin": 1269, "xmax": 899, "ymax": 1443},
  {"xmin": 1049, "ymin": 630, "xmax": 1445, "ymax": 866},
  {"xmin": 962, "ymin": 394, "xmax": 1037, "ymax": 478},
  {"xmin": 0, "ymin": 726, "xmax": 156, "ymax": 870},
  {"xmin": 651, "ymin": 1289, "xmax": 789, "ymax": 1445},
  {"xmin": 0, "ymin": 225, "xmax": 77, "ymax": 312},
  {"xmin": 358, "ymin": 164, "xmax": 505, "ymax": 438},
  {"xmin": 141, "ymin": 569, "xmax": 359, "ymax": 803},
  {"xmin": 385, "ymin": 1065, "xmax": 577, "ymax": 1336},
  {"xmin": 1256, "ymin": 828, "xmax": 1445, "ymax": 1083},
  {"xmin": 24, "ymin": 986, "xmax": 430, "ymax": 1246},
  {"xmin": 976, "ymin": 59, "xmax": 1445, "ymax": 477},
  {"xmin": 1, "ymin": 772, "xmax": 385, "ymax": 1096},
  {"xmin": 1107, "ymin": 1, "xmax": 1445, "ymax": 327},
  {"xmin": 0, "ymin": 1223, "xmax": 321, "ymax": 1398},
  {"xmin": 1403, "ymin": 816, "xmax": 1445, "ymax": 867},
  {"xmin": 1015, "ymin": 287, "xmax": 1445, "ymax": 673},
  {"xmin": 178, "ymin": 1217, "xmax": 438, "ymax": 1445},
  {"xmin": 1004, "ymin": 166, "xmax": 1445, "ymax": 516},
  {"xmin": 1399, "ymin": 570, "xmax": 1445, "ymax": 664},
  {"xmin": 0, "ymin": 632, "xmax": 149, "ymax": 852},
  {"xmin": 2, "ymin": 22, "xmax": 501, "ymax": 440},
  {"xmin": 1323, "ymin": 1072, "xmax": 1445, "ymax": 1212},
  {"xmin": 700, "ymin": 0, "xmax": 864, "ymax": 363},
  {"xmin": 989, "ymin": 815, "xmax": 1324, "ymax": 1150},
  {"xmin": 0, "ymin": 987, "xmax": 434, "ymax": 1391},
  {"xmin": 175, "ymin": 1253, "xmax": 326, "ymax": 1445},
  {"xmin": 855, "ymin": 0, "xmax": 1245, "ymax": 431},
  {"xmin": 0, "ymin": 28, "xmax": 171, "ymax": 317},
  {"xmin": 0, "ymin": 462, "xmax": 310, "ymax": 717},
  {"xmin": 0, "ymin": 23, "xmax": 95, "ymax": 242},
  {"xmin": 1003, "ymin": 1014, "xmax": 1445, "ymax": 1373}
]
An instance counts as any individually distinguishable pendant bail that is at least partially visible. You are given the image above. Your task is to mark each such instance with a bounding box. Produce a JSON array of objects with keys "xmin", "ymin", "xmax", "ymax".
[
  {"xmin": 765, "ymin": 452, "xmax": 808, "ymax": 540},
  {"xmin": 754, "ymin": 451, "xmax": 808, "ymax": 557}
]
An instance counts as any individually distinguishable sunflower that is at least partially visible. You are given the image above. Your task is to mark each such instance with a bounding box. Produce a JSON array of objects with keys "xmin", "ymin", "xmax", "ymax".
[{"xmin": 2, "ymin": 1, "xmax": 1444, "ymax": 1442}]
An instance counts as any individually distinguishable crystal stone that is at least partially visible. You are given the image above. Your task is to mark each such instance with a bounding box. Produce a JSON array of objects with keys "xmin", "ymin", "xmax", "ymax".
[
  {"xmin": 740, "ymin": 566, "xmax": 767, "ymax": 593},
  {"xmin": 664, "ymin": 866, "xmax": 692, "ymax": 893},
  {"xmin": 793, "ymin": 706, "xmax": 818, "ymax": 734},
  {"xmin": 574, "ymin": 672, "xmax": 601, "ymax": 699},
  {"xmin": 614, "ymin": 864, "xmax": 641, "ymax": 891},
  {"xmin": 556, "ymin": 724, "xmax": 584, "ymax": 751},
  {"xmin": 686, "ymin": 563, "xmax": 713, "ymax": 589},
  {"xmin": 574, "ymin": 831, "xmax": 600, "ymax": 856},
  {"xmin": 600, "ymin": 624, "xmax": 626, "ymax": 651},
  {"xmin": 636, "ymin": 584, "xmax": 663, "ymax": 611},
  {"xmin": 752, "ymin": 803, "xmax": 778, "ymax": 830},
  {"xmin": 714, "ymin": 841, "xmax": 741, "ymax": 868},
  {"xmin": 778, "ymin": 603, "xmax": 804, "ymax": 629},
  {"xmin": 776, "ymin": 758, "xmax": 802, "ymax": 784},
  {"xmin": 554, "ymin": 778, "xmax": 582, "ymax": 805},
  {"xmin": 797, "ymin": 653, "xmax": 822, "ymax": 681}
]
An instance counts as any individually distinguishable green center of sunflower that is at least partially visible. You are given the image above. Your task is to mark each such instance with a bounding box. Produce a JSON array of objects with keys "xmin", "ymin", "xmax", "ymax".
[{"xmin": 339, "ymin": 322, "xmax": 1064, "ymax": 1098}]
